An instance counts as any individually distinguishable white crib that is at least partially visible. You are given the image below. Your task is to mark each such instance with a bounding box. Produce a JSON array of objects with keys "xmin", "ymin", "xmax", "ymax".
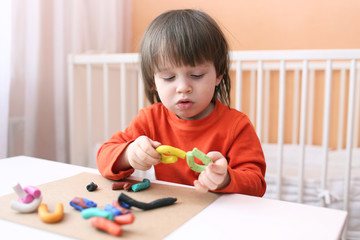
[{"xmin": 68, "ymin": 49, "xmax": 360, "ymax": 239}]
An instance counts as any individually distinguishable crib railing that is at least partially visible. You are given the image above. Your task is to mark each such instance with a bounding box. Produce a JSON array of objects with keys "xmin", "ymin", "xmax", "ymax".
[
  {"xmin": 227, "ymin": 50, "xmax": 360, "ymax": 213},
  {"xmin": 68, "ymin": 50, "xmax": 360, "ymax": 226}
]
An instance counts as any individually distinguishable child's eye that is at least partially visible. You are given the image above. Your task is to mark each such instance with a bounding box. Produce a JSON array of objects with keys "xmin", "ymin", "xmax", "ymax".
[
  {"xmin": 162, "ymin": 76, "xmax": 175, "ymax": 81},
  {"xmin": 191, "ymin": 74, "xmax": 204, "ymax": 79}
]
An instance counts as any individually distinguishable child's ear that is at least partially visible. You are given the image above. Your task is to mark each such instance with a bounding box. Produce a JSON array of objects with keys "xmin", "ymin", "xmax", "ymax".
[
  {"xmin": 152, "ymin": 81, "xmax": 157, "ymax": 91},
  {"xmin": 216, "ymin": 74, "xmax": 223, "ymax": 85}
]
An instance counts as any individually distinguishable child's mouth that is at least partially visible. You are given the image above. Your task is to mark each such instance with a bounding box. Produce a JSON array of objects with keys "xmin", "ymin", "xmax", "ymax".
[{"xmin": 176, "ymin": 100, "xmax": 193, "ymax": 110}]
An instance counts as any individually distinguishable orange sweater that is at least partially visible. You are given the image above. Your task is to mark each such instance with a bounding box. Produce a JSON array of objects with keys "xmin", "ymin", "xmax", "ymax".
[{"xmin": 97, "ymin": 100, "xmax": 266, "ymax": 196}]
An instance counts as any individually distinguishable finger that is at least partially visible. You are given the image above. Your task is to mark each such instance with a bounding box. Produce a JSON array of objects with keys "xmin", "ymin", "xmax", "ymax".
[
  {"xmin": 207, "ymin": 160, "xmax": 228, "ymax": 175},
  {"xmin": 129, "ymin": 151, "xmax": 152, "ymax": 170},
  {"xmin": 193, "ymin": 180, "xmax": 208, "ymax": 193},
  {"xmin": 206, "ymin": 151, "xmax": 224, "ymax": 162},
  {"xmin": 133, "ymin": 139, "xmax": 161, "ymax": 165},
  {"xmin": 150, "ymin": 140, "xmax": 162, "ymax": 149},
  {"xmin": 129, "ymin": 141, "xmax": 157, "ymax": 170},
  {"xmin": 205, "ymin": 167, "xmax": 227, "ymax": 188},
  {"xmin": 133, "ymin": 154, "xmax": 158, "ymax": 169},
  {"xmin": 206, "ymin": 152, "xmax": 228, "ymax": 174},
  {"xmin": 132, "ymin": 161, "xmax": 151, "ymax": 171},
  {"xmin": 139, "ymin": 138, "xmax": 161, "ymax": 161},
  {"xmin": 198, "ymin": 170, "xmax": 218, "ymax": 190}
]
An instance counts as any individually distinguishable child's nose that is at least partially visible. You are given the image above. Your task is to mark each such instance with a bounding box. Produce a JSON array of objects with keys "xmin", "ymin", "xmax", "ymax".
[{"xmin": 176, "ymin": 77, "xmax": 192, "ymax": 93}]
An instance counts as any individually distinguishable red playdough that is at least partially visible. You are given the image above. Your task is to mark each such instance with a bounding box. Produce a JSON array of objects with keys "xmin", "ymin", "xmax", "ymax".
[
  {"xmin": 112, "ymin": 182, "xmax": 132, "ymax": 190},
  {"xmin": 90, "ymin": 217, "xmax": 123, "ymax": 236}
]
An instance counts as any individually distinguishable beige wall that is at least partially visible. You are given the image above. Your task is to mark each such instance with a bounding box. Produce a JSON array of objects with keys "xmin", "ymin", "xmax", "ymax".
[
  {"xmin": 131, "ymin": 0, "xmax": 360, "ymax": 51},
  {"xmin": 130, "ymin": 0, "xmax": 360, "ymax": 148}
]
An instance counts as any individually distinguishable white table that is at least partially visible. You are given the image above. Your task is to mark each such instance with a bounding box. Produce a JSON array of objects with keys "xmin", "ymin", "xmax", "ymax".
[{"xmin": 0, "ymin": 156, "xmax": 347, "ymax": 240}]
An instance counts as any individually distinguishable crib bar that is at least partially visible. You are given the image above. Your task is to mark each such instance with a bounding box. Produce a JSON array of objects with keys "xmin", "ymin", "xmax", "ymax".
[
  {"xmin": 86, "ymin": 64, "xmax": 93, "ymax": 167},
  {"xmin": 292, "ymin": 69, "xmax": 300, "ymax": 144},
  {"xmin": 263, "ymin": 70, "xmax": 270, "ymax": 143},
  {"xmin": 67, "ymin": 55, "xmax": 75, "ymax": 166},
  {"xmin": 138, "ymin": 70, "xmax": 144, "ymax": 110},
  {"xmin": 235, "ymin": 61, "xmax": 242, "ymax": 111},
  {"xmin": 256, "ymin": 61, "xmax": 264, "ymax": 141},
  {"xmin": 307, "ymin": 70, "xmax": 315, "ymax": 145},
  {"xmin": 341, "ymin": 59, "xmax": 356, "ymax": 240},
  {"xmin": 344, "ymin": 59, "xmax": 357, "ymax": 212},
  {"xmin": 120, "ymin": 63, "xmax": 126, "ymax": 131},
  {"xmin": 354, "ymin": 71, "xmax": 360, "ymax": 148},
  {"xmin": 320, "ymin": 60, "xmax": 332, "ymax": 206},
  {"xmin": 337, "ymin": 69, "xmax": 346, "ymax": 150},
  {"xmin": 249, "ymin": 70, "xmax": 256, "ymax": 124},
  {"xmin": 298, "ymin": 60, "xmax": 309, "ymax": 203},
  {"xmin": 276, "ymin": 60, "xmax": 286, "ymax": 200},
  {"xmin": 103, "ymin": 63, "xmax": 109, "ymax": 141}
]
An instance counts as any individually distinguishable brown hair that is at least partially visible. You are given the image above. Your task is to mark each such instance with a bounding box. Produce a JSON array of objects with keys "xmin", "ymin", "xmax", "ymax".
[{"xmin": 140, "ymin": 9, "xmax": 231, "ymax": 106}]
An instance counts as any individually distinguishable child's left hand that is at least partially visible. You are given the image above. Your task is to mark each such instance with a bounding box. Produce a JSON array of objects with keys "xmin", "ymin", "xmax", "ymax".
[{"xmin": 194, "ymin": 151, "xmax": 230, "ymax": 192}]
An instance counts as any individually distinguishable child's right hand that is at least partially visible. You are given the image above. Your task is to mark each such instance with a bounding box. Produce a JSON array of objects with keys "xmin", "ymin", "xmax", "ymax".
[{"xmin": 126, "ymin": 136, "xmax": 162, "ymax": 171}]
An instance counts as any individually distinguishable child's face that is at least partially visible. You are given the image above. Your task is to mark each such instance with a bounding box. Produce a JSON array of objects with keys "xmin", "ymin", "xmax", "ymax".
[{"xmin": 154, "ymin": 61, "xmax": 222, "ymax": 120}]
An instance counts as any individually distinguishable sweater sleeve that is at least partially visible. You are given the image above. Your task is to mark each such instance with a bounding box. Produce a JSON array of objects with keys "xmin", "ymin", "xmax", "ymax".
[
  {"xmin": 213, "ymin": 115, "xmax": 266, "ymax": 196},
  {"xmin": 96, "ymin": 109, "xmax": 150, "ymax": 180},
  {"xmin": 96, "ymin": 132, "xmax": 135, "ymax": 180}
]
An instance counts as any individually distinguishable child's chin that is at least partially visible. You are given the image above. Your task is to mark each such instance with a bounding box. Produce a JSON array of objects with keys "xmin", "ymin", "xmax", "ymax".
[{"xmin": 176, "ymin": 113, "xmax": 196, "ymax": 120}]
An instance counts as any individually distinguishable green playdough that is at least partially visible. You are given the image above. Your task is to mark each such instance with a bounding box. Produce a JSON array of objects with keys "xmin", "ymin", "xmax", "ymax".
[
  {"xmin": 131, "ymin": 178, "xmax": 151, "ymax": 192},
  {"xmin": 81, "ymin": 208, "xmax": 114, "ymax": 220},
  {"xmin": 186, "ymin": 148, "xmax": 213, "ymax": 173}
]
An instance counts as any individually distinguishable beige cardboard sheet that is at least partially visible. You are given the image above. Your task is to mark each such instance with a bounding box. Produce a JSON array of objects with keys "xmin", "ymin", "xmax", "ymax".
[{"xmin": 0, "ymin": 172, "xmax": 220, "ymax": 239}]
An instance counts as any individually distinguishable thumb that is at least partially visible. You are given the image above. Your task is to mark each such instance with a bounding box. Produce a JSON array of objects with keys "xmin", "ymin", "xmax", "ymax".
[
  {"xmin": 206, "ymin": 151, "xmax": 224, "ymax": 162},
  {"xmin": 150, "ymin": 139, "xmax": 162, "ymax": 149},
  {"xmin": 206, "ymin": 152, "xmax": 228, "ymax": 174}
]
